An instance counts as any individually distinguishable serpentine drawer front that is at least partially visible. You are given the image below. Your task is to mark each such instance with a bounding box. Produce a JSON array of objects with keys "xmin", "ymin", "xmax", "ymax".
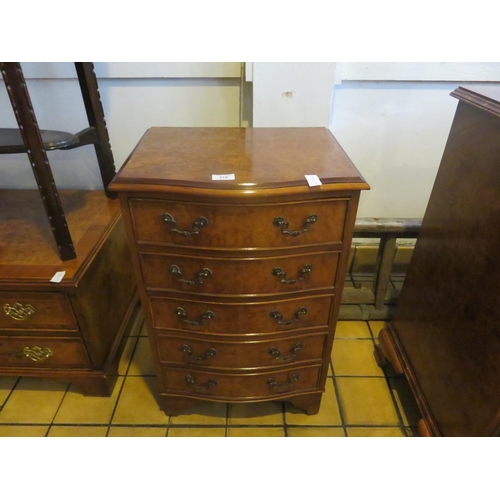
[
  {"xmin": 139, "ymin": 251, "xmax": 340, "ymax": 296},
  {"xmin": 109, "ymin": 127, "xmax": 369, "ymax": 416}
]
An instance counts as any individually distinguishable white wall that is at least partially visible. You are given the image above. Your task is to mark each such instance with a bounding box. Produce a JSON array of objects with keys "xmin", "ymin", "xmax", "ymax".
[
  {"xmin": 2, "ymin": 62, "xmax": 500, "ymax": 221},
  {"xmin": 330, "ymin": 63, "xmax": 500, "ymax": 218},
  {"xmin": 0, "ymin": 62, "xmax": 241, "ymax": 190},
  {"xmin": 251, "ymin": 63, "xmax": 337, "ymax": 126},
  {"xmin": 250, "ymin": 62, "xmax": 500, "ymax": 219}
]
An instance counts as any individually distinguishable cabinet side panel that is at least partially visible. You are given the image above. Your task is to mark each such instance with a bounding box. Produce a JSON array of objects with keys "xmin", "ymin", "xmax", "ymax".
[
  {"xmin": 392, "ymin": 101, "xmax": 500, "ymax": 436},
  {"xmin": 71, "ymin": 217, "xmax": 137, "ymax": 367}
]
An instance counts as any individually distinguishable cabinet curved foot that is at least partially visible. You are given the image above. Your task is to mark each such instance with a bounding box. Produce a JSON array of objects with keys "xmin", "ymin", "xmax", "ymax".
[
  {"xmin": 374, "ymin": 327, "xmax": 404, "ymax": 374},
  {"xmin": 284, "ymin": 393, "xmax": 322, "ymax": 415},
  {"xmin": 159, "ymin": 395, "xmax": 203, "ymax": 416}
]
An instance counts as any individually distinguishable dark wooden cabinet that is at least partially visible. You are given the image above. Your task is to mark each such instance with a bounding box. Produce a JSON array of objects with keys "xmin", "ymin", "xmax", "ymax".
[
  {"xmin": 0, "ymin": 190, "xmax": 138, "ymax": 395},
  {"xmin": 375, "ymin": 86, "xmax": 500, "ymax": 436},
  {"xmin": 110, "ymin": 127, "xmax": 368, "ymax": 415}
]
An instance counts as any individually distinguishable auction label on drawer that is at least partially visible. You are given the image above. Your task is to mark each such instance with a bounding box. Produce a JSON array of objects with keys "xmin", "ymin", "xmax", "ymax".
[{"xmin": 212, "ymin": 174, "xmax": 235, "ymax": 180}]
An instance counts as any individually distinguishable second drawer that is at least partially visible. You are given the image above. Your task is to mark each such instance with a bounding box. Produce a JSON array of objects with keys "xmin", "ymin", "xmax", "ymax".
[{"xmin": 140, "ymin": 251, "xmax": 340, "ymax": 295}]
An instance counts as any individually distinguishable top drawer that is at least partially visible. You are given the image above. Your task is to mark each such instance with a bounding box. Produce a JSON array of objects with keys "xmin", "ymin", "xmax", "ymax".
[
  {"xmin": 0, "ymin": 292, "xmax": 78, "ymax": 331},
  {"xmin": 129, "ymin": 198, "xmax": 348, "ymax": 250}
]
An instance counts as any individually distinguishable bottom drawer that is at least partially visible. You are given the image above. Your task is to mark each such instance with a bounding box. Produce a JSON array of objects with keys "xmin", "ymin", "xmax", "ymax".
[
  {"xmin": 0, "ymin": 337, "xmax": 91, "ymax": 369},
  {"xmin": 161, "ymin": 365, "xmax": 321, "ymax": 400}
]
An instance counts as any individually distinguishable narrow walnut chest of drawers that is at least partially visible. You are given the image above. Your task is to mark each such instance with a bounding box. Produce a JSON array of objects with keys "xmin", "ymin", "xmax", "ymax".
[{"xmin": 110, "ymin": 127, "xmax": 369, "ymax": 415}]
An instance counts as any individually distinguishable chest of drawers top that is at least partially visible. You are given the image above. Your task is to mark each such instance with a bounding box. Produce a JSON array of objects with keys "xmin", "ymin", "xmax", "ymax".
[{"xmin": 109, "ymin": 127, "xmax": 368, "ymax": 195}]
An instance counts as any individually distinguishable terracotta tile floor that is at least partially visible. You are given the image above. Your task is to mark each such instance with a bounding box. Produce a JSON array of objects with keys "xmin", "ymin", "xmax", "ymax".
[{"xmin": 0, "ymin": 316, "xmax": 420, "ymax": 437}]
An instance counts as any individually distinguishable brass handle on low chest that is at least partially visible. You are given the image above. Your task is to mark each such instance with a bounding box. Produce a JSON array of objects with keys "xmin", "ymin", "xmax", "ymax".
[
  {"xmin": 162, "ymin": 213, "xmax": 209, "ymax": 236},
  {"xmin": 272, "ymin": 264, "xmax": 312, "ymax": 285},
  {"xmin": 181, "ymin": 344, "xmax": 217, "ymax": 362},
  {"xmin": 269, "ymin": 307, "xmax": 307, "ymax": 325},
  {"xmin": 176, "ymin": 307, "xmax": 215, "ymax": 326},
  {"xmin": 170, "ymin": 265, "xmax": 212, "ymax": 285},
  {"xmin": 185, "ymin": 375, "xmax": 218, "ymax": 391},
  {"xmin": 268, "ymin": 343, "xmax": 303, "ymax": 361},
  {"xmin": 3, "ymin": 302, "xmax": 36, "ymax": 321},
  {"xmin": 22, "ymin": 346, "xmax": 53, "ymax": 362},
  {"xmin": 267, "ymin": 373, "xmax": 299, "ymax": 392},
  {"xmin": 272, "ymin": 214, "xmax": 318, "ymax": 236}
]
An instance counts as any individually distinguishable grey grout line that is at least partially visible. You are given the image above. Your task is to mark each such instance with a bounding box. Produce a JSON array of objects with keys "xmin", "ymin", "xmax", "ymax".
[
  {"xmin": 0, "ymin": 376, "xmax": 21, "ymax": 414},
  {"xmin": 105, "ymin": 336, "xmax": 141, "ymax": 436}
]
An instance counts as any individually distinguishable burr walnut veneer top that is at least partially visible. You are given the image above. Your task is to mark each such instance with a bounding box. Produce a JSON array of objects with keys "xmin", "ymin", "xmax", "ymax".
[{"xmin": 110, "ymin": 127, "xmax": 369, "ymax": 192}]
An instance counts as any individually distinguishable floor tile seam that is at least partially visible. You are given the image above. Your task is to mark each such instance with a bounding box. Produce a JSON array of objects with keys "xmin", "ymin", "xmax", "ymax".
[
  {"xmin": 285, "ymin": 425, "xmax": 345, "ymax": 428},
  {"xmin": 329, "ymin": 375, "xmax": 348, "ymax": 436},
  {"xmin": 107, "ymin": 374, "xmax": 133, "ymax": 427},
  {"xmin": 164, "ymin": 424, "xmax": 227, "ymax": 428},
  {"xmin": 0, "ymin": 376, "xmax": 21, "ymax": 413},
  {"xmin": 367, "ymin": 321, "xmax": 381, "ymax": 340},
  {"xmin": 225, "ymin": 424, "xmax": 285, "ymax": 428},
  {"xmin": 107, "ymin": 423, "xmax": 169, "ymax": 428},
  {"xmin": 343, "ymin": 424, "xmax": 407, "ymax": 429},
  {"xmin": 0, "ymin": 422, "xmax": 53, "ymax": 427},
  {"xmin": 46, "ymin": 424, "xmax": 111, "ymax": 437},
  {"xmin": 381, "ymin": 373, "xmax": 409, "ymax": 436},
  {"xmin": 124, "ymin": 313, "xmax": 145, "ymax": 339},
  {"xmin": 43, "ymin": 423, "xmax": 113, "ymax": 428},
  {"xmin": 121, "ymin": 335, "xmax": 141, "ymax": 377},
  {"xmin": 48, "ymin": 382, "xmax": 71, "ymax": 427}
]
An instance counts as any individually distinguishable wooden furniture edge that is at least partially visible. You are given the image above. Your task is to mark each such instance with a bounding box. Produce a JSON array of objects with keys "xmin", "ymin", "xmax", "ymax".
[
  {"xmin": 451, "ymin": 86, "xmax": 500, "ymax": 117},
  {"xmin": 375, "ymin": 324, "xmax": 442, "ymax": 437}
]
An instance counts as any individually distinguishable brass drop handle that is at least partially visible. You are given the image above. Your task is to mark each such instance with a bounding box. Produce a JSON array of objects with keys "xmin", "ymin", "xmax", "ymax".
[
  {"xmin": 170, "ymin": 265, "xmax": 212, "ymax": 285},
  {"xmin": 181, "ymin": 344, "xmax": 217, "ymax": 362},
  {"xmin": 267, "ymin": 373, "xmax": 299, "ymax": 392},
  {"xmin": 272, "ymin": 214, "xmax": 318, "ymax": 236},
  {"xmin": 162, "ymin": 213, "xmax": 209, "ymax": 236},
  {"xmin": 268, "ymin": 343, "xmax": 303, "ymax": 361},
  {"xmin": 3, "ymin": 302, "xmax": 35, "ymax": 321},
  {"xmin": 270, "ymin": 307, "xmax": 307, "ymax": 325},
  {"xmin": 272, "ymin": 264, "xmax": 312, "ymax": 285},
  {"xmin": 22, "ymin": 346, "xmax": 53, "ymax": 362},
  {"xmin": 185, "ymin": 375, "xmax": 218, "ymax": 391},
  {"xmin": 176, "ymin": 307, "xmax": 215, "ymax": 326}
]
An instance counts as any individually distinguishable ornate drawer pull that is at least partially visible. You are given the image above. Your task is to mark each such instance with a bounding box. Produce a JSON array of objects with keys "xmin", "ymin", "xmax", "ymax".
[
  {"xmin": 269, "ymin": 306, "xmax": 307, "ymax": 326},
  {"xmin": 170, "ymin": 265, "xmax": 212, "ymax": 285},
  {"xmin": 176, "ymin": 307, "xmax": 215, "ymax": 326},
  {"xmin": 22, "ymin": 346, "xmax": 53, "ymax": 362},
  {"xmin": 267, "ymin": 373, "xmax": 299, "ymax": 392},
  {"xmin": 162, "ymin": 213, "xmax": 208, "ymax": 236},
  {"xmin": 272, "ymin": 214, "xmax": 318, "ymax": 237},
  {"xmin": 268, "ymin": 343, "xmax": 303, "ymax": 361},
  {"xmin": 3, "ymin": 302, "xmax": 36, "ymax": 321},
  {"xmin": 181, "ymin": 344, "xmax": 217, "ymax": 362},
  {"xmin": 272, "ymin": 264, "xmax": 312, "ymax": 285},
  {"xmin": 185, "ymin": 375, "xmax": 218, "ymax": 391}
]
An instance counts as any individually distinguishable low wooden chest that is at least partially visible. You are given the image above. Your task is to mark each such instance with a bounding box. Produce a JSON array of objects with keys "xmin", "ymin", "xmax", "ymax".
[{"xmin": 0, "ymin": 189, "xmax": 138, "ymax": 395}]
